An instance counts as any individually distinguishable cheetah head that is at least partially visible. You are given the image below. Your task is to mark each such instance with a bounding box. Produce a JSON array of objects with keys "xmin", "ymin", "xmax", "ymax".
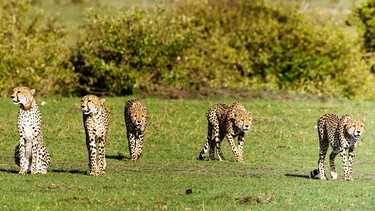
[
  {"xmin": 81, "ymin": 95, "xmax": 105, "ymax": 115},
  {"xmin": 346, "ymin": 118, "xmax": 364, "ymax": 140},
  {"xmin": 232, "ymin": 110, "xmax": 252, "ymax": 133},
  {"xmin": 130, "ymin": 108, "xmax": 147, "ymax": 129},
  {"xmin": 10, "ymin": 86, "xmax": 35, "ymax": 110}
]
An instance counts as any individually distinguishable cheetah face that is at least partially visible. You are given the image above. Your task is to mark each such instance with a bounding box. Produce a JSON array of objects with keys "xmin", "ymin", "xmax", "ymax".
[
  {"xmin": 81, "ymin": 95, "xmax": 105, "ymax": 115},
  {"xmin": 234, "ymin": 111, "xmax": 252, "ymax": 133},
  {"xmin": 10, "ymin": 86, "xmax": 35, "ymax": 110},
  {"xmin": 346, "ymin": 119, "xmax": 364, "ymax": 140},
  {"xmin": 131, "ymin": 110, "xmax": 146, "ymax": 129}
]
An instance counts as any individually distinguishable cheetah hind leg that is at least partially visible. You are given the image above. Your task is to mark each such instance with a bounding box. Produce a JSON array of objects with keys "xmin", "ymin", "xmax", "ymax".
[
  {"xmin": 198, "ymin": 139, "xmax": 210, "ymax": 160},
  {"xmin": 14, "ymin": 144, "xmax": 20, "ymax": 167},
  {"xmin": 14, "ymin": 144, "xmax": 29, "ymax": 174},
  {"xmin": 329, "ymin": 151, "xmax": 338, "ymax": 180}
]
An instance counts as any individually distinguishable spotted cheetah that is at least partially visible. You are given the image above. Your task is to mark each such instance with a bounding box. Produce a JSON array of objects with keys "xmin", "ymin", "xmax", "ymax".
[
  {"xmin": 81, "ymin": 95, "xmax": 109, "ymax": 176},
  {"xmin": 309, "ymin": 114, "xmax": 364, "ymax": 181},
  {"xmin": 124, "ymin": 99, "xmax": 147, "ymax": 162},
  {"xmin": 11, "ymin": 86, "xmax": 50, "ymax": 174},
  {"xmin": 199, "ymin": 101, "xmax": 252, "ymax": 162}
]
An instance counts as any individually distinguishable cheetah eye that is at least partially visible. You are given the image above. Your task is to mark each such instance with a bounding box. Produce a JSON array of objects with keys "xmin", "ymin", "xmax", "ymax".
[{"xmin": 88, "ymin": 100, "xmax": 91, "ymax": 102}]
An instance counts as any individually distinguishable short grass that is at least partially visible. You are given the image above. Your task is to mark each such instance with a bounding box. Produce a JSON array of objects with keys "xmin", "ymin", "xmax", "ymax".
[{"xmin": 0, "ymin": 96, "xmax": 375, "ymax": 210}]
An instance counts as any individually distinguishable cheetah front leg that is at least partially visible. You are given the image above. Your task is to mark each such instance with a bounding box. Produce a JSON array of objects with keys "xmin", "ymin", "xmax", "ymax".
[
  {"xmin": 97, "ymin": 137, "xmax": 106, "ymax": 175},
  {"xmin": 36, "ymin": 145, "xmax": 50, "ymax": 174},
  {"xmin": 86, "ymin": 134, "xmax": 98, "ymax": 176},
  {"xmin": 128, "ymin": 133, "xmax": 138, "ymax": 162},
  {"xmin": 346, "ymin": 147, "xmax": 356, "ymax": 181},
  {"xmin": 237, "ymin": 134, "xmax": 245, "ymax": 161},
  {"xmin": 17, "ymin": 139, "xmax": 28, "ymax": 174},
  {"xmin": 226, "ymin": 134, "xmax": 243, "ymax": 162},
  {"xmin": 134, "ymin": 132, "xmax": 144, "ymax": 161},
  {"xmin": 30, "ymin": 140, "xmax": 38, "ymax": 174},
  {"xmin": 339, "ymin": 148, "xmax": 350, "ymax": 181}
]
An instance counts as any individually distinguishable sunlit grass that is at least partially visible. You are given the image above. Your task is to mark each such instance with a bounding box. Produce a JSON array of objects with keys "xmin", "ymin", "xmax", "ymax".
[{"xmin": 0, "ymin": 96, "xmax": 374, "ymax": 209}]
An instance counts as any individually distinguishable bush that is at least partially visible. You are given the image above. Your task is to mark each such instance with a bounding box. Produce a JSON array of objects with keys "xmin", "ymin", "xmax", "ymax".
[
  {"xmin": 354, "ymin": 0, "xmax": 375, "ymax": 53},
  {"xmin": 1, "ymin": 0, "xmax": 373, "ymax": 99},
  {"xmin": 0, "ymin": 0, "xmax": 77, "ymax": 97},
  {"xmin": 71, "ymin": 0, "xmax": 372, "ymax": 99}
]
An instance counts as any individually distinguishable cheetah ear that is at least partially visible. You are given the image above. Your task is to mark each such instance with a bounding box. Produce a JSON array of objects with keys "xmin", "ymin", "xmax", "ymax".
[
  {"xmin": 100, "ymin": 99, "xmax": 106, "ymax": 104},
  {"xmin": 30, "ymin": 89, "xmax": 36, "ymax": 96},
  {"xmin": 229, "ymin": 109, "xmax": 236, "ymax": 120}
]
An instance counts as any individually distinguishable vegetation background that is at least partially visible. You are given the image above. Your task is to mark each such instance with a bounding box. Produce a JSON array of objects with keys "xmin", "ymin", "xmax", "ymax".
[
  {"xmin": 1, "ymin": 0, "xmax": 375, "ymax": 210},
  {"xmin": 0, "ymin": 0, "xmax": 374, "ymax": 99}
]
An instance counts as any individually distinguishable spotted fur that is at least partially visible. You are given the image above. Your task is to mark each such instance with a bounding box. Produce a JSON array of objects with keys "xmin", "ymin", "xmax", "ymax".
[
  {"xmin": 124, "ymin": 99, "xmax": 147, "ymax": 162},
  {"xmin": 309, "ymin": 114, "xmax": 364, "ymax": 181},
  {"xmin": 11, "ymin": 86, "xmax": 50, "ymax": 174},
  {"xmin": 81, "ymin": 95, "xmax": 109, "ymax": 176},
  {"xmin": 199, "ymin": 101, "xmax": 252, "ymax": 162}
]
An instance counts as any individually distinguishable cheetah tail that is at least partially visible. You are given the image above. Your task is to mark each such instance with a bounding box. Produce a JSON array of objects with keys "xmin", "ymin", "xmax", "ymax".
[{"xmin": 309, "ymin": 169, "xmax": 319, "ymax": 179}]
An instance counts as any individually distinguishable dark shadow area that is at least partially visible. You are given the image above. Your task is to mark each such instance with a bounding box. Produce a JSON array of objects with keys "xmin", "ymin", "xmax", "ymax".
[
  {"xmin": 51, "ymin": 169, "xmax": 87, "ymax": 175},
  {"xmin": 0, "ymin": 168, "xmax": 19, "ymax": 174},
  {"xmin": 285, "ymin": 173, "xmax": 315, "ymax": 179},
  {"xmin": 106, "ymin": 153, "xmax": 128, "ymax": 160}
]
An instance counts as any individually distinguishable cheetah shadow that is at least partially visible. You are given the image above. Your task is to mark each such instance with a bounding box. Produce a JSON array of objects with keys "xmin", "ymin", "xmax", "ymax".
[
  {"xmin": 285, "ymin": 173, "xmax": 318, "ymax": 180},
  {"xmin": 106, "ymin": 153, "xmax": 129, "ymax": 160},
  {"xmin": 51, "ymin": 169, "xmax": 87, "ymax": 175},
  {"xmin": 0, "ymin": 168, "xmax": 19, "ymax": 174},
  {"xmin": 0, "ymin": 168, "xmax": 87, "ymax": 175}
]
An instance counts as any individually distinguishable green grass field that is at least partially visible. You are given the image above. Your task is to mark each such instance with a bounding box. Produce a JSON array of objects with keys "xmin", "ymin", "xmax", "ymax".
[{"xmin": 0, "ymin": 96, "xmax": 374, "ymax": 210}]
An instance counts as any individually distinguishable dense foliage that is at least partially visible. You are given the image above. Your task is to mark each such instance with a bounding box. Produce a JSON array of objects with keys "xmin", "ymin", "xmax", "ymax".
[
  {"xmin": 355, "ymin": 0, "xmax": 375, "ymax": 53},
  {"xmin": 0, "ymin": 0, "xmax": 373, "ymax": 99},
  {"xmin": 0, "ymin": 0, "xmax": 77, "ymax": 96}
]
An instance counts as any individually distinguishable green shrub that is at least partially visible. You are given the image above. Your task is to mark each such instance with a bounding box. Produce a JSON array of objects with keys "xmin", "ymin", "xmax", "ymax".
[
  {"xmin": 71, "ymin": 8, "xmax": 195, "ymax": 96},
  {"xmin": 71, "ymin": 0, "xmax": 372, "ymax": 99},
  {"xmin": 172, "ymin": 0, "xmax": 372, "ymax": 98},
  {"xmin": 0, "ymin": 0, "xmax": 77, "ymax": 97},
  {"xmin": 354, "ymin": 0, "xmax": 375, "ymax": 53},
  {"xmin": 2, "ymin": 0, "xmax": 372, "ymax": 99}
]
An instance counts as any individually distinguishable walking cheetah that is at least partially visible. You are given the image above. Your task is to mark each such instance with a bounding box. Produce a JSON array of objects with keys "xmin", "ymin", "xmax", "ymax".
[
  {"xmin": 11, "ymin": 86, "xmax": 50, "ymax": 174},
  {"xmin": 309, "ymin": 114, "xmax": 364, "ymax": 181},
  {"xmin": 124, "ymin": 99, "xmax": 147, "ymax": 162},
  {"xmin": 81, "ymin": 95, "xmax": 109, "ymax": 176},
  {"xmin": 199, "ymin": 101, "xmax": 252, "ymax": 162}
]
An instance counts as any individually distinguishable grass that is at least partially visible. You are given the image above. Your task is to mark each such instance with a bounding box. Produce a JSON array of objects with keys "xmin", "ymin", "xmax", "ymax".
[
  {"xmin": 30, "ymin": 0, "xmax": 162, "ymax": 29},
  {"xmin": 0, "ymin": 96, "xmax": 375, "ymax": 210}
]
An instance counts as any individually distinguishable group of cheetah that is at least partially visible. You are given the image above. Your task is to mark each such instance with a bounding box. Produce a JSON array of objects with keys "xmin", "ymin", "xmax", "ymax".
[
  {"xmin": 10, "ymin": 86, "xmax": 365, "ymax": 181},
  {"xmin": 11, "ymin": 86, "xmax": 147, "ymax": 176}
]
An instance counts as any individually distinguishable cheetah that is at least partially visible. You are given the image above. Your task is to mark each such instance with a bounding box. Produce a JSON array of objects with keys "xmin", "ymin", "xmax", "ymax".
[
  {"xmin": 81, "ymin": 95, "xmax": 109, "ymax": 176},
  {"xmin": 124, "ymin": 99, "xmax": 147, "ymax": 162},
  {"xmin": 11, "ymin": 86, "xmax": 50, "ymax": 174},
  {"xmin": 309, "ymin": 114, "xmax": 364, "ymax": 181},
  {"xmin": 199, "ymin": 101, "xmax": 252, "ymax": 162}
]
